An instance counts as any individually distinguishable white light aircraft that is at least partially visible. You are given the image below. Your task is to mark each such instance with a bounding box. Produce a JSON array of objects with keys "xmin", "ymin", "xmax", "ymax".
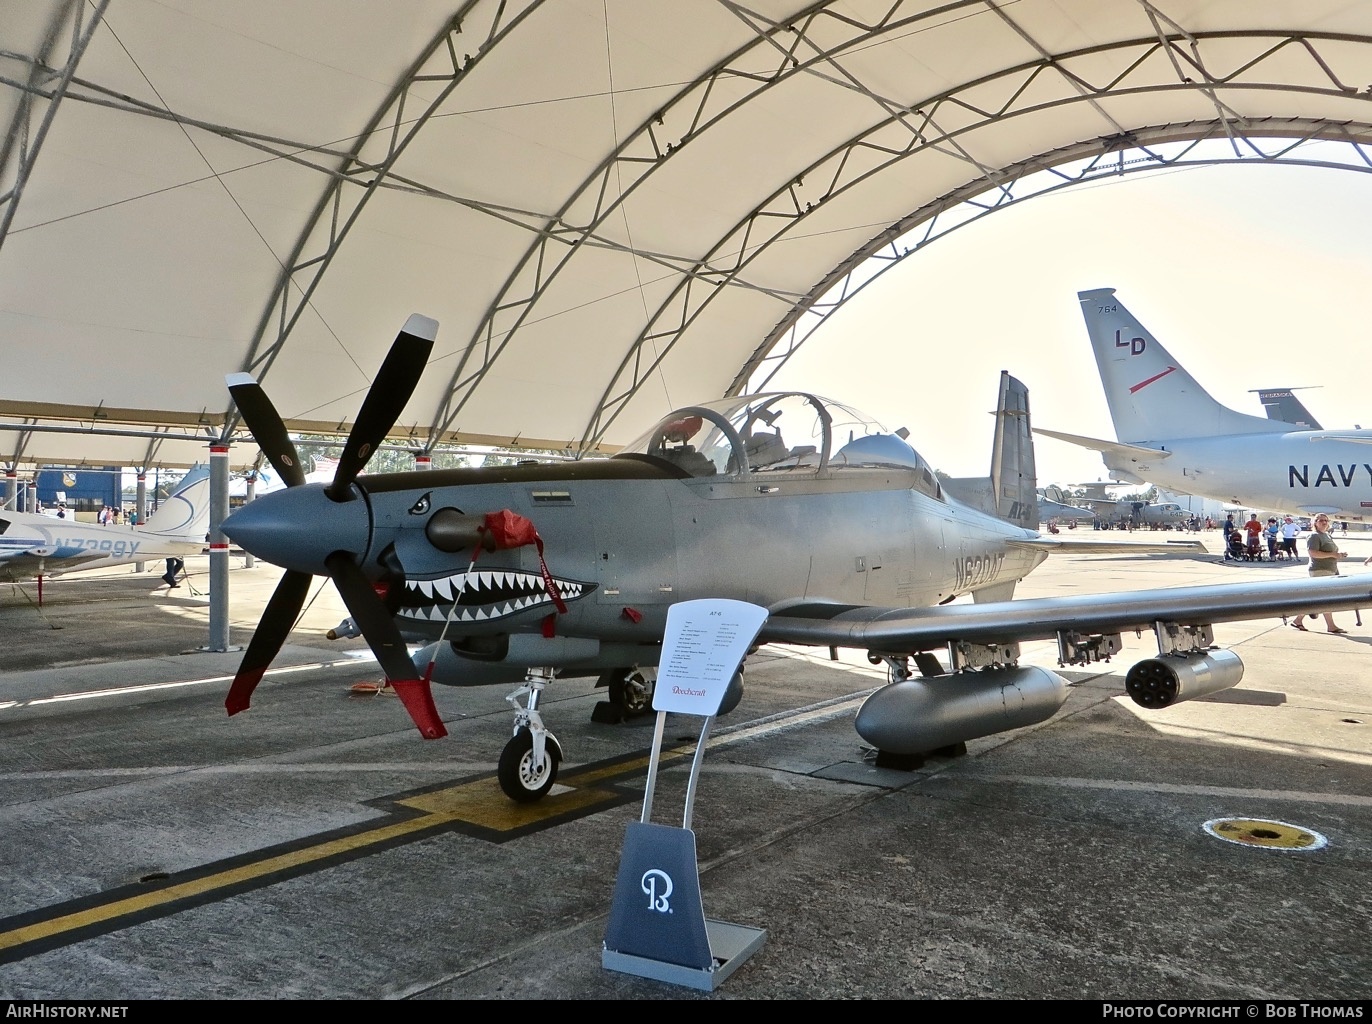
[
  {"xmin": 0, "ymin": 466, "xmax": 211, "ymax": 583},
  {"xmin": 1035, "ymin": 288, "xmax": 1372, "ymax": 521}
]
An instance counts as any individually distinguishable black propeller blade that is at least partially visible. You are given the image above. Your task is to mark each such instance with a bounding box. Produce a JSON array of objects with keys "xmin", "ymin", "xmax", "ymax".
[
  {"xmin": 226, "ymin": 568, "xmax": 312, "ymax": 715},
  {"xmin": 326, "ymin": 551, "xmax": 446, "ymax": 739},
  {"xmin": 225, "ymin": 373, "xmax": 306, "ymax": 488},
  {"xmin": 326, "ymin": 314, "xmax": 437, "ymax": 502},
  {"xmin": 224, "ymin": 313, "xmax": 445, "ymax": 739}
]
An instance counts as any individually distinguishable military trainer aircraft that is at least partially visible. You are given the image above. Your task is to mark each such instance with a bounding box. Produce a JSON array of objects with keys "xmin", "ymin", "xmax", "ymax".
[
  {"xmin": 219, "ymin": 314, "xmax": 1372, "ymax": 803},
  {"xmin": 0, "ymin": 466, "xmax": 211, "ymax": 584},
  {"xmin": 1036, "ymin": 288, "xmax": 1372, "ymax": 520}
]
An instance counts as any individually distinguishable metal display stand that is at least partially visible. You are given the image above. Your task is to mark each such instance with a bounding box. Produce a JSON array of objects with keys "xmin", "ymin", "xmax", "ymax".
[{"xmin": 602, "ymin": 600, "xmax": 769, "ymax": 992}]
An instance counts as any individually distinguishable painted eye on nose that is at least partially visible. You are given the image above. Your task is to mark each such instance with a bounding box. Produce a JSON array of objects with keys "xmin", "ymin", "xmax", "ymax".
[{"xmin": 408, "ymin": 492, "xmax": 432, "ymax": 515}]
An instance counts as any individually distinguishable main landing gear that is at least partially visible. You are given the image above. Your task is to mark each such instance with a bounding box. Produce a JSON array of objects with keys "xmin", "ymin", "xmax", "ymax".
[
  {"xmin": 595, "ymin": 665, "xmax": 744, "ymax": 721},
  {"xmin": 498, "ymin": 668, "xmax": 563, "ymax": 802},
  {"xmin": 602, "ymin": 666, "xmax": 656, "ymax": 717}
]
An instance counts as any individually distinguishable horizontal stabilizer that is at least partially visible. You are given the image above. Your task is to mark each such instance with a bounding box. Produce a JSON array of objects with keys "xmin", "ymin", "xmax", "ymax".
[{"xmin": 1032, "ymin": 427, "xmax": 1171, "ymax": 462}]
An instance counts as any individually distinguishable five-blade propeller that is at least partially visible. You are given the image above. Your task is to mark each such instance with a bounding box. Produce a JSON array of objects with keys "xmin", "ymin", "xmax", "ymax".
[{"xmin": 223, "ymin": 314, "xmax": 444, "ymax": 737}]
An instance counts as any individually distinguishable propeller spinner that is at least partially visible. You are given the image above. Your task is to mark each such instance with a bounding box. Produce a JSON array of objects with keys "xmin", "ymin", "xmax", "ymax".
[{"xmin": 223, "ymin": 314, "xmax": 447, "ymax": 738}]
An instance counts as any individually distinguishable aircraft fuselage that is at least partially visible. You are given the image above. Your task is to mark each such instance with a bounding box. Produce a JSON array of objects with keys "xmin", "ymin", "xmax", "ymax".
[
  {"xmin": 226, "ymin": 461, "xmax": 1046, "ymax": 657},
  {"xmin": 1107, "ymin": 433, "xmax": 1372, "ymax": 519}
]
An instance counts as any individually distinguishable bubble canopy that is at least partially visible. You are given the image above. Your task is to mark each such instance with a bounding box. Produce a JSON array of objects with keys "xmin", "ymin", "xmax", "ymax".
[{"xmin": 616, "ymin": 392, "xmax": 943, "ymax": 496}]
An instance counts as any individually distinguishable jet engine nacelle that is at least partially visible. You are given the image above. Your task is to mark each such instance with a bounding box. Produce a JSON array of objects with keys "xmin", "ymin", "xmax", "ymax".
[
  {"xmin": 1124, "ymin": 649, "xmax": 1243, "ymax": 709},
  {"xmin": 854, "ymin": 665, "xmax": 1068, "ymax": 755}
]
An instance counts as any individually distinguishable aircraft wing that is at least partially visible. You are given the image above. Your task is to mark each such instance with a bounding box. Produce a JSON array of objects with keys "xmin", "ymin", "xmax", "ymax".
[
  {"xmin": 1307, "ymin": 432, "xmax": 1372, "ymax": 445},
  {"xmin": 1032, "ymin": 428, "xmax": 1171, "ymax": 461},
  {"xmin": 1006, "ymin": 537, "xmax": 1205, "ymax": 555},
  {"xmin": 760, "ymin": 575, "xmax": 1372, "ymax": 653}
]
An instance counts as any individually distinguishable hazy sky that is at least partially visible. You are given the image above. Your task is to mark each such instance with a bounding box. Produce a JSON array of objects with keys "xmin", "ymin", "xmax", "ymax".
[{"xmin": 767, "ymin": 153, "xmax": 1372, "ymax": 491}]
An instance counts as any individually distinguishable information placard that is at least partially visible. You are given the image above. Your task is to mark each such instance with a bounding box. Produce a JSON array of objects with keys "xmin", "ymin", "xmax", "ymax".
[{"xmin": 652, "ymin": 599, "xmax": 768, "ymax": 716}]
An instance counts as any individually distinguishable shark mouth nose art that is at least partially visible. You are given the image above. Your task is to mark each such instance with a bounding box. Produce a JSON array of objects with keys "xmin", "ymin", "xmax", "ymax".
[{"xmin": 396, "ymin": 569, "xmax": 594, "ymax": 624}]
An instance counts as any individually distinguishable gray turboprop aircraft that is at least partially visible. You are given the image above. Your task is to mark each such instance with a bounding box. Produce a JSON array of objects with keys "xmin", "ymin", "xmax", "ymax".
[
  {"xmin": 1077, "ymin": 497, "xmax": 1189, "ymax": 528},
  {"xmin": 220, "ymin": 315, "xmax": 1372, "ymax": 802},
  {"xmin": 1037, "ymin": 288, "xmax": 1372, "ymax": 520}
]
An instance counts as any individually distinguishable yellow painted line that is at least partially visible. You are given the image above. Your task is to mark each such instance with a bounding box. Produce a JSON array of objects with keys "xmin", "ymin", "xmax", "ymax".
[
  {"xmin": 0, "ymin": 690, "xmax": 876, "ymax": 957},
  {"xmin": 0, "ymin": 812, "xmax": 434, "ymax": 952},
  {"xmin": 399, "ymin": 776, "xmax": 623, "ymax": 826}
]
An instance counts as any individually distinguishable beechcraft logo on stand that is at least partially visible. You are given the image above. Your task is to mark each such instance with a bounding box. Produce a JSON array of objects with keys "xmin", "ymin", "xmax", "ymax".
[{"xmin": 641, "ymin": 869, "xmax": 673, "ymax": 913}]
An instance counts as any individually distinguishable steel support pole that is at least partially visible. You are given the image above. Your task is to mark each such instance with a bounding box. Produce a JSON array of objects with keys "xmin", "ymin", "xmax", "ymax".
[
  {"xmin": 134, "ymin": 470, "xmax": 148, "ymax": 569},
  {"xmin": 205, "ymin": 444, "xmax": 232, "ymax": 652},
  {"xmin": 243, "ymin": 473, "xmax": 256, "ymax": 568}
]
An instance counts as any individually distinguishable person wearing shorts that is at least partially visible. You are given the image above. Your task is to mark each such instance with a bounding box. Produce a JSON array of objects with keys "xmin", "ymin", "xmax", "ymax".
[{"xmin": 1280, "ymin": 515, "xmax": 1299, "ymax": 559}]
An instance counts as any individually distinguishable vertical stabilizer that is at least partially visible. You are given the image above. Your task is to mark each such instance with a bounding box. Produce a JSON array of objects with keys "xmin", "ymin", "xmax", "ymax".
[
  {"xmin": 942, "ymin": 372, "xmax": 1039, "ymax": 528},
  {"xmin": 1077, "ymin": 289, "xmax": 1276, "ymax": 442},
  {"xmin": 142, "ymin": 465, "xmax": 211, "ymax": 541},
  {"xmin": 990, "ymin": 371, "xmax": 1037, "ymax": 530},
  {"xmin": 1255, "ymin": 388, "xmax": 1322, "ymax": 430}
]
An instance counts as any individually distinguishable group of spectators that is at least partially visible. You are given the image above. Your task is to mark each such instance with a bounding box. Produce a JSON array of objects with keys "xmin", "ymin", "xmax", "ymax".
[
  {"xmin": 1221, "ymin": 512, "xmax": 1301, "ymax": 562},
  {"xmin": 1219, "ymin": 511, "xmax": 1366, "ymax": 633}
]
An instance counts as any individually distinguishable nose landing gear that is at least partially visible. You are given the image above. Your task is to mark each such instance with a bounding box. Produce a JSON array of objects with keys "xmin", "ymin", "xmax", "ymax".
[{"xmin": 498, "ymin": 668, "xmax": 563, "ymax": 802}]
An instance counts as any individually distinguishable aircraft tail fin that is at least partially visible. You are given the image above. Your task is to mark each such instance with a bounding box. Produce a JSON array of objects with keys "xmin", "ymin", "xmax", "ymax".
[
  {"xmin": 988, "ymin": 370, "xmax": 1037, "ymax": 529},
  {"xmin": 942, "ymin": 371, "xmax": 1038, "ymax": 529},
  {"xmin": 141, "ymin": 465, "xmax": 211, "ymax": 541},
  {"xmin": 1078, "ymin": 288, "xmax": 1275, "ymax": 442},
  {"xmin": 1255, "ymin": 388, "xmax": 1323, "ymax": 430}
]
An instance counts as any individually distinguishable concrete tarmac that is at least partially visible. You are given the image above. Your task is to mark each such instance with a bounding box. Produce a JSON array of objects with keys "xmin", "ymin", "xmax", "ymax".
[{"xmin": 0, "ymin": 535, "xmax": 1369, "ymax": 1001}]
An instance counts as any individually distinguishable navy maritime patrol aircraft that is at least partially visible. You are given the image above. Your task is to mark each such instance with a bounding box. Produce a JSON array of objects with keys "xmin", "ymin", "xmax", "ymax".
[
  {"xmin": 220, "ymin": 315, "xmax": 1372, "ymax": 802},
  {"xmin": 0, "ymin": 466, "xmax": 210, "ymax": 583},
  {"xmin": 1076, "ymin": 496, "xmax": 1189, "ymax": 529},
  {"xmin": 1037, "ymin": 288, "xmax": 1372, "ymax": 521}
]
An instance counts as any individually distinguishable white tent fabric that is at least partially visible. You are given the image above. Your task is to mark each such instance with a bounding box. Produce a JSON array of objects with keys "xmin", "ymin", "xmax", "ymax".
[{"xmin": 3, "ymin": 0, "xmax": 1370, "ymax": 470}]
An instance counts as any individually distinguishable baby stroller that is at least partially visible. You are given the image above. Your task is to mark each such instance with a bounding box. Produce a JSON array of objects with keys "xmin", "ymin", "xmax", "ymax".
[
  {"xmin": 1225, "ymin": 530, "xmax": 1245, "ymax": 561},
  {"xmin": 1245, "ymin": 531, "xmax": 1263, "ymax": 561}
]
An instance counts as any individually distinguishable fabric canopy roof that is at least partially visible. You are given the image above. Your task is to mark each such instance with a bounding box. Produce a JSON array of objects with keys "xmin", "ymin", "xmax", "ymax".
[{"xmin": 3, "ymin": 0, "xmax": 1370, "ymax": 470}]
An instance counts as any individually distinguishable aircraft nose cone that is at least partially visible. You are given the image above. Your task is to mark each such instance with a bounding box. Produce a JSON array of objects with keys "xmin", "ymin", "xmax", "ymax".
[{"xmin": 222, "ymin": 484, "xmax": 370, "ymax": 573}]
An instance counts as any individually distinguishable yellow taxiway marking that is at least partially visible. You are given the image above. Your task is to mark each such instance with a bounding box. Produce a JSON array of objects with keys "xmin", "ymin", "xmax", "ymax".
[
  {"xmin": 0, "ymin": 689, "xmax": 875, "ymax": 960},
  {"xmin": 0, "ymin": 812, "xmax": 437, "ymax": 952}
]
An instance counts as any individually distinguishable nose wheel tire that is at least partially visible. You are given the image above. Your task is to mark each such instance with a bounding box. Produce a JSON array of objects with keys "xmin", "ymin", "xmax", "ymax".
[{"xmin": 497, "ymin": 727, "xmax": 559, "ymax": 802}]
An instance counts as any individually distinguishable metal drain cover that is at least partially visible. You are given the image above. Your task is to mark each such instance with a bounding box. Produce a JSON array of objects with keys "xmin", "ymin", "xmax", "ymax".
[{"xmin": 1202, "ymin": 817, "xmax": 1327, "ymax": 851}]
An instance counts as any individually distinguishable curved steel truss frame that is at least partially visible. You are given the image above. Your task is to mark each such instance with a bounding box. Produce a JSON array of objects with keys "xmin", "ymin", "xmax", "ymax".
[{"xmin": 5, "ymin": 2, "xmax": 1372, "ymax": 463}]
